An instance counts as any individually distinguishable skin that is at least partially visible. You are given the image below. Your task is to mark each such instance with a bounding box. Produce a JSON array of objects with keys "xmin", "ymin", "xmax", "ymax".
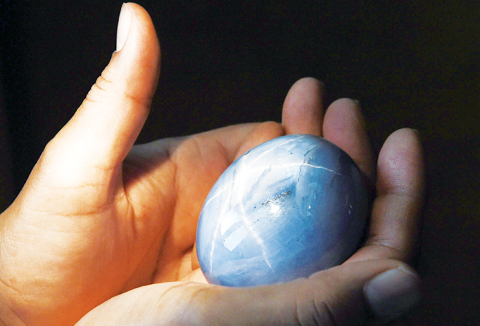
[{"xmin": 0, "ymin": 3, "xmax": 425, "ymax": 326}]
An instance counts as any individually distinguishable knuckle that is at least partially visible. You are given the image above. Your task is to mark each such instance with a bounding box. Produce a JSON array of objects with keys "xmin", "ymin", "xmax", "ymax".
[
  {"xmin": 295, "ymin": 298, "xmax": 340, "ymax": 326},
  {"xmin": 294, "ymin": 280, "xmax": 341, "ymax": 326},
  {"xmin": 84, "ymin": 74, "xmax": 117, "ymax": 104}
]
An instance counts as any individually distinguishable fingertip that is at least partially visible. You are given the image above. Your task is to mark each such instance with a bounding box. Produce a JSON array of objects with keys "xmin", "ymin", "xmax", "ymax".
[
  {"xmin": 324, "ymin": 98, "xmax": 365, "ymax": 133},
  {"xmin": 282, "ymin": 77, "xmax": 325, "ymax": 136},
  {"xmin": 323, "ymin": 98, "xmax": 366, "ymax": 142},
  {"xmin": 378, "ymin": 128, "xmax": 425, "ymax": 196},
  {"xmin": 288, "ymin": 77, "xmax": 325, "ymax": 94},
  {"xmin": 297, "ymin": 77, "xmax": 325, "ymax": 92},
  {"xmin": 112, "ymin": 2, "xmax": 161, "ymax": 99},
  {"xmin": 364, "ymin": 264, "xmax": 422, "ymax": 323},
  {"xmin": 384, "ymin": 128, "xmax": 422, "ymax": 147},
  {"xmin": 323, "ymin": 98, "xmax": 376, "ymax": 182}
]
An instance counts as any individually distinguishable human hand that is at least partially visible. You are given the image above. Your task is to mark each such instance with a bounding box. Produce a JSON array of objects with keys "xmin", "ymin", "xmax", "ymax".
[{"xmin": 0, "ymin": 3, "xmax": 425, "ymax": 326}]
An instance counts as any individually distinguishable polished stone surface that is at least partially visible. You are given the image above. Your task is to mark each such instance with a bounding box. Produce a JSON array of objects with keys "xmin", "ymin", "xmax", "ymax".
[{"xmin": 196, "ymin": 134, "xmax": 368, "ymax": 287}]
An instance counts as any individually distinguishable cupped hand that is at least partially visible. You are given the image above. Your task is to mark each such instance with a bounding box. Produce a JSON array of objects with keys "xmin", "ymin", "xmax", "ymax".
[{"xmin": 0, "ymin": 3, "xmax": 425, "ymax": 326}]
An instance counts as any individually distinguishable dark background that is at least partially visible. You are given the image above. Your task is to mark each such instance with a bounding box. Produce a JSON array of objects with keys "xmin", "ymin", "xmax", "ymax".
[{"xmin": 1, "ymin": 1, "xmax": 479, "ymax": 324}]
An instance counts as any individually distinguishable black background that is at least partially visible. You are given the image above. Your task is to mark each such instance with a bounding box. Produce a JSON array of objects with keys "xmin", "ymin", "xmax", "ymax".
[{"xmin": 1, "ymin": 1, "xmax": 479, "ymax": 324}]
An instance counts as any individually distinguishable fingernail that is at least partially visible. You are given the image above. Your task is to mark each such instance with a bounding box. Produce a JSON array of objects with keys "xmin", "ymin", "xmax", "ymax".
[
  {"xmin": 364, "ymin": 266, "xmax": 422, "ymax": 322},
  {"xmin": 116, "ymin": 3, "xmax": 132, "ymax": 52}
]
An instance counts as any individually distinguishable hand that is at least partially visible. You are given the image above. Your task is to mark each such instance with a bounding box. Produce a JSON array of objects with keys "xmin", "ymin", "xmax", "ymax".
[{"xmin": 0, "ymin": 3, "xmax": 425, "ymax": 326}]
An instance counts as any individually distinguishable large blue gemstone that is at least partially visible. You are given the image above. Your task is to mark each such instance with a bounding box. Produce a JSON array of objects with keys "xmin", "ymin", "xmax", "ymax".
[{"xmin": 196, "ymin": 134, "xmax": 368, "ymax": 287}]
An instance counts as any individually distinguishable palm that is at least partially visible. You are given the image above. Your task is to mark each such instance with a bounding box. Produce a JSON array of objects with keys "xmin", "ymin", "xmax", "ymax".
[{"xmin": 118, "ymin": 122, "xmax": 285, "ymax": 288}]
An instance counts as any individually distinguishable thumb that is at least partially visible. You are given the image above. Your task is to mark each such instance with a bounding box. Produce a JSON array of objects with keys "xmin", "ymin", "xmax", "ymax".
[
  {"xmin": 75, "ymin": 260, "xmax": 421, "ymax": 326},
  {"xmin": 238, "ymin": 260, "xmax": 421, "ymax": 326},
  {"xmin": 287, "ymin": 260, "xmax": 422, "ymax": 325},
  {"xmin": 41, "ymin": 3, "xmax": 160, "ymax": 177},
  {"xmin": 194, "ymin": 259, "xmax": 422, "ymax": 326}
]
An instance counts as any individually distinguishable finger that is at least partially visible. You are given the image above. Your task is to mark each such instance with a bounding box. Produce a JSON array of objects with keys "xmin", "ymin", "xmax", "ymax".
[
  {"xmin": 76, "ymin": 260, "xmax": 421, "ymax": 326},
  {"xmin": 323, "ymin": 99, "xmax": 376, "ymax": 183},
  {"xmin": 282, "ymin": 77, "xmax": 325, "ymax": 136},
  {"xmin": 40, "ymin": 3, "xmax": 160, "ymax": 179},
  {"xmin": 349, "ymin": 128, "xmax": 425, "ymax": 263}
]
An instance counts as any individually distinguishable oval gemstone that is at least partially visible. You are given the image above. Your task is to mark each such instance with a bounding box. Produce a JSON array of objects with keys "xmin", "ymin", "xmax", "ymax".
[{"xmin": 196, "ymin": 134, "xmax": 368, "ymax": 287}]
